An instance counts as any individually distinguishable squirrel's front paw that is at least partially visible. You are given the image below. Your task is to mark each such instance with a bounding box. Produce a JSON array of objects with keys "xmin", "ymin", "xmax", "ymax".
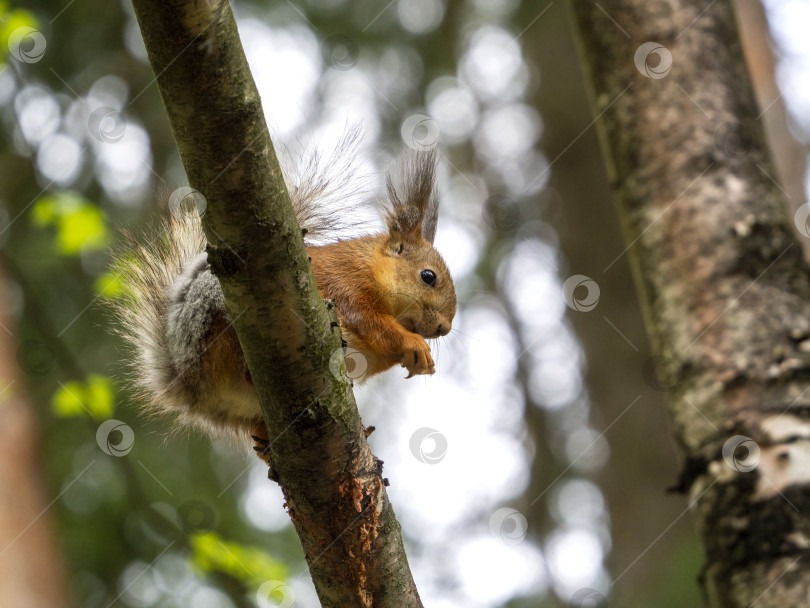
[{"xmin": 401, "ymin": 335, "xmax": 435, "ymax": 378}]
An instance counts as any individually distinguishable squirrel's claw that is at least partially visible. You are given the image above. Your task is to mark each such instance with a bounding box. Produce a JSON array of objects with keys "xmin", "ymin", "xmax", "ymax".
[
  {"xmin": 252, "ymin": 438, "xmax": 279, "ymax": 482},
  {"xmin": 252, "ymin": 434, "xmax": 269, "ymax": 446},
  {"xmin": 401, "ymin": 335, "xmax": 435, "ymax": 378},
  {"xmin": 250, "ymin": 426, "xmax": 279, "ymax": 482}
]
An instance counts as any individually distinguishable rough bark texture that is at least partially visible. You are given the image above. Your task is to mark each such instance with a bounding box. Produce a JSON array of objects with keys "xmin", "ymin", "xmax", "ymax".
[
  {"xmin": 128, "ymin": 1, "xmax": 422, "ymax": 606},
  {"xmin": 570, "ymin": 0, "xmax": 810, "ymax": 605}
]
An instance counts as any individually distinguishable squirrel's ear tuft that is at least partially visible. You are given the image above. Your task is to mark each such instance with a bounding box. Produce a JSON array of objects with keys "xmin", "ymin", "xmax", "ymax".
[
  {"xmin": 421, "ymin": 192, "xmax": 439, "ymax": 245},
  {"xmin": 385, "ymin": 147, "xmax": 438, "ymax": 247}
]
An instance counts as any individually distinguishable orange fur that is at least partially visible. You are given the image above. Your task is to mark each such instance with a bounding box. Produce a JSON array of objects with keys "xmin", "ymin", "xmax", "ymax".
[{"xmin": 308, "ymin": 225, "xmax": 455, "ymax": 379}]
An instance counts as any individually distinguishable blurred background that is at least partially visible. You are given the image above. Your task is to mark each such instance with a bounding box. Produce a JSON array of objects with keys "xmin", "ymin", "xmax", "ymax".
[{"xmin": 1, "ymin": 0, "xmax": 808, "ymax": 606}]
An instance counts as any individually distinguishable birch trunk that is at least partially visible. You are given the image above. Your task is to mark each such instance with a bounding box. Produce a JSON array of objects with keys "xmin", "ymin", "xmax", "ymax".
[{"xmin": 570, "ymin": 0, "xmax": 810, "ymax": 604}]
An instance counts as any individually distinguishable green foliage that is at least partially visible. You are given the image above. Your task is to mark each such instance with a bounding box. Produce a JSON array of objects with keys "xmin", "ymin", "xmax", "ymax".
[
  {"xmin": 52, "ymin": 374, "xmax": 114, "ymax": 420},
  {"xmin": 32, "ymin": 193, "xmax": 109, "ymax": 256},
  {"xmin": 189, "ymin": 531, "xmax": 287, "ymax": 589},
  {"xmin": 94, "ymin": 268, "xmax": 127, "ymax": 298},
  {"xmin": 0, "ymin": 3, "xmax": 40, "ymax": 64}
]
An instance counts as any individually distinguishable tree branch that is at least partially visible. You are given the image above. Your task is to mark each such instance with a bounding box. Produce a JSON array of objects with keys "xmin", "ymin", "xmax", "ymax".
[
  {"xmin": 128, "ymin": 1, "xmax": 422, "ymax": 605},
  {"xmin": 571, "ymin": 0, "xmax": 810, "ymax": 604}
]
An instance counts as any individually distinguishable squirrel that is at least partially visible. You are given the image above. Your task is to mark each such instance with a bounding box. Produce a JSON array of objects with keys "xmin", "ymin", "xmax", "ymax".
[{"xmin": 111, "ymin": 139, "xmax": 457, "ymax": 457}]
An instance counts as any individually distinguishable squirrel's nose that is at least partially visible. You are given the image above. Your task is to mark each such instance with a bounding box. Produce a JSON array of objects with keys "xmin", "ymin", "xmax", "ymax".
[{"xmin": 436, "ymin": 323, "xmax": 450, "ymax": 337}]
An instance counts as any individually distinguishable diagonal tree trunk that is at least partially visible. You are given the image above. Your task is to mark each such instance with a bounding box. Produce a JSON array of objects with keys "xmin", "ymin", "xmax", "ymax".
[
  {"xmin": 0, "ymin": 263, "xmax": 73, "ymax": 608},
  {"xmin": 570, "ymin": 0, "xmax": 810, "ymax": 605},
  {"xmin": 128, "ymin": 1, "xmax": 421, "ymax": 606}
]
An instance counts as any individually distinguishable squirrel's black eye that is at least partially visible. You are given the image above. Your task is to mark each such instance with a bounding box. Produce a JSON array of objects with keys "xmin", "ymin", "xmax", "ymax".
[{"xmin": 420, "ymin": 269, "xmax": 437, "ymax": 287}]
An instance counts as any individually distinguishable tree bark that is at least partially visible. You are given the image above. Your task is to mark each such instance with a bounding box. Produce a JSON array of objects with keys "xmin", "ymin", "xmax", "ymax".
[
  {"xmin": 570, "ymin": 0, "xmax": 810, "ymax": 605},
  {"xmin": 128, "ymin": 1, "xmax": 421, "ymax": 606},
  {"xmin": 0, "ymin": 264, "xmax": 72, "ymax": 608}
]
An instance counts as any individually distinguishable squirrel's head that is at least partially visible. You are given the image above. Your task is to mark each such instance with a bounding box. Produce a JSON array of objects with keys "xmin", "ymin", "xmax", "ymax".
[{"xmin": 377, "ymin": 148, "xmax": 456, "ymax": 339}]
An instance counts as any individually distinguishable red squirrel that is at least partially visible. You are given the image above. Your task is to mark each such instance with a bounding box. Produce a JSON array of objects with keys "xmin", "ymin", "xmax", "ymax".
[{"xmin": 111, "ymin": 141, "xmax": 456, "ymax": 454}]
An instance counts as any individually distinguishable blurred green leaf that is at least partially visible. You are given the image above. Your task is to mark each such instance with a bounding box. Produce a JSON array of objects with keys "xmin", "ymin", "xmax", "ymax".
[
  {"xmin": 85, "ymin": 375, "xmax": 114, "ymax": 418},
  {"xmin": 52, "ymin": 375, "xmax": 114, "ymax": 420},
  {"xmin": 94, "ymin": 269, "xmax": 127, "ymax": 298},
  {"xmin": 31, "ymin": 197, "xmax": 56, "ymax": 224},
  {"xmin": 0, "ymin": 8, "xmax": 40, "ymax": 59},
  {"xmin": 32, "ymin": 193, "xmax": 109, "ymax": 255},
  {"xmin": 52, "ymin": 381, "xmax": 87, "ymax": 418},
  {"xmin": 190, "ymin": 531, "xmax": 287, "ymax": 589}
]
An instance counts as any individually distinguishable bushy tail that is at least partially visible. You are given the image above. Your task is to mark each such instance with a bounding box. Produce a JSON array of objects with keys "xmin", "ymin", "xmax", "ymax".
[
  {"xmin": 110, "ymin": 130, "xmax": 373, "ymax": 431},
  {"xmin": 110, "ymin": 211, "xmax": 208, "ymax": 427},
  {"xmin": 278, "ymin": 125, "xmax": 374, "ymax": 243}
]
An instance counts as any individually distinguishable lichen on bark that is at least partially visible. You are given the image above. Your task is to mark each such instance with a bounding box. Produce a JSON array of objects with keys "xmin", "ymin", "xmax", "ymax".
[{"xmin": 570, "ymin": 0, "xmax": 810, "ymax": 604}]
